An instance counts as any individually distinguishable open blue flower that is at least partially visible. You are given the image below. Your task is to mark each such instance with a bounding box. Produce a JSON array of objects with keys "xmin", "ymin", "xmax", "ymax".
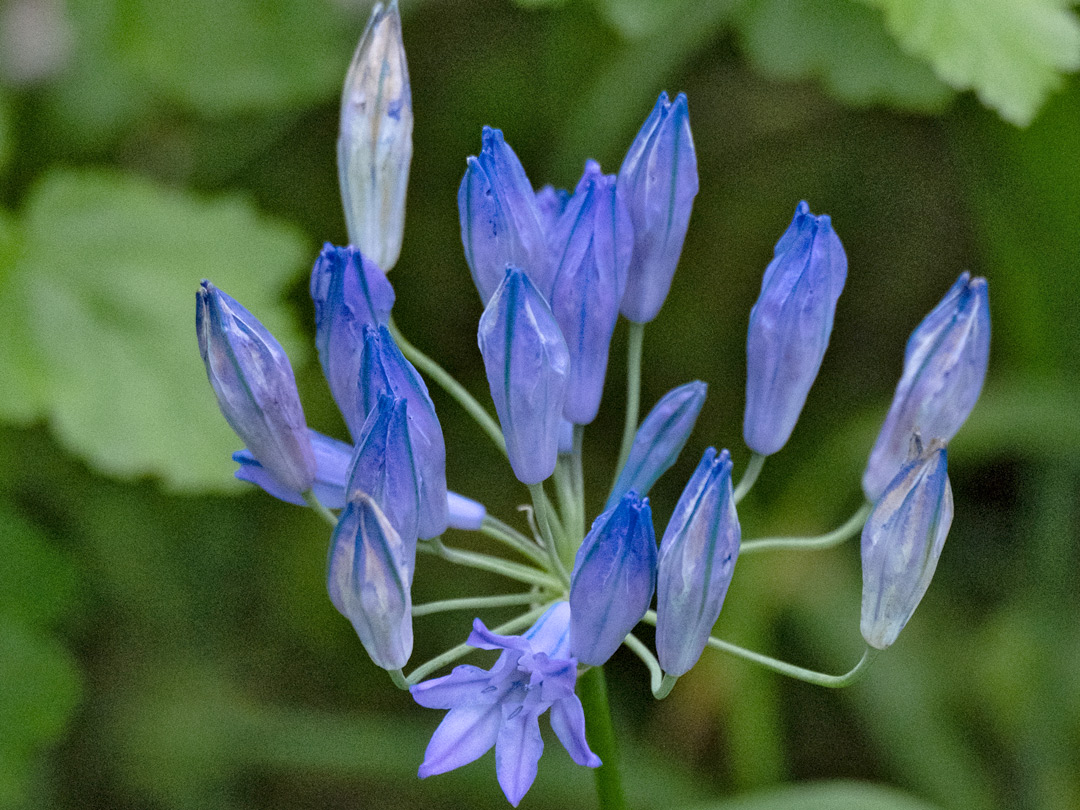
[{"xmin": 411, "ymin": 602, "xmax": 600, "ymax": 807}]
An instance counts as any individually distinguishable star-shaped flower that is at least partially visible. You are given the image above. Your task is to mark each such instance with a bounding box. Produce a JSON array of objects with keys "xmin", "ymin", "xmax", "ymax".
[{"xmin": 410, "ymin": 602, "xmax": 601, "ymax": 806}]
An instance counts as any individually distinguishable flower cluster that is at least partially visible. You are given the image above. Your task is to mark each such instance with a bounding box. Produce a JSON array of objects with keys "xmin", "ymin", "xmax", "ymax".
[{"xmin": 195, "ymin": 3, "xmax": 990, "ymax": 805}]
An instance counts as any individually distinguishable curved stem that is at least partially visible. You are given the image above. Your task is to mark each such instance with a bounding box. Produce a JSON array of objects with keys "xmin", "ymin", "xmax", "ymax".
[
  {"xmin": 303, "ymin": 491, "xmax": 339, "ymax": 528},
  {"xmin": 412, "ymin": 593, "xmax": 544, "ymax": 617},
  {"xmin": 578, "ymin": 666, "xmax": 627, "ymax": 810},
  {"xmin": 732, "ymin": 453, "xmax": 766, "ymax": 504},
  {"xmin": 702, "ymin": 638, "xmax": 880, "ymax": 688},
  {"xmin": 479, "ymin": 516, "xmax": 548, "ymax": 567},
  {"xmin": 612, "ymin": 322, "xmax": 645, "ymax": 488},
  {"xmin": 405, "ymin": 605, "xmax": 550, "ymax": 685},
  {"xmin": 388, "ymin": 668, "xmax": 409, "ymax": 690},
  {"xmin": 387, "ymin": 318, "xmax": 507, "ymax": 456},
  {"xmin": 639, "ymin": 611, "xmax": 878, "ymax": 688},
  {"xmin": 418, "ymin": 539, "xmax": 561, "ymax": 589},
  {"xmin": 740, "ymin": 502, "xmax": 872, "ymax": 554},
  {"xmin": 622, "ymin": 633, "xmax": 676, "ymax": 700}
]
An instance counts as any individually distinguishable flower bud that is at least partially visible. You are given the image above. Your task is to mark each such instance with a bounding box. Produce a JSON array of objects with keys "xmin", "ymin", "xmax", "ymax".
[
  {"xmin": 234, "ymin": 430, "xmax": 484, "ymax": 530},
  {"xmin": 743, "ymin": 201, "xmax": 847, "ymax": 456},
  {"xmin": 478, "ymin": 268, "xmax": 570, "ymax": 484},
  {"xmin": 347, "ymin": 393, "xmax": 420, "ymax": 575},
  {"xmin": 617, "ymin": 91, "xmax": 698, "ymax": 323},
  {"xmin": 861, "ymin": 436, "xmax": 952, "ymax": 650},
  {"xmin": 656, "ymin": 448, "xmax": 740, "ymax": 677},
  {"xmin": 328, "ymin": 491, "xmax": 413, "ymax": 670},
  {"xmin": 549, "ymin": 160, "xmax": 633, "ymax": 424},
  {"xmin": 569, "ymin": 492, "xmax": 657, "ymax": 666},
  {"xmin": 337, "ymin": 0, "xmax": 412, "ymax": 272},
  {"xmin": 607, "ymin": 380, "xmax": 707, "ymax": 510},
  {"xmin": 459, "ymin": 127, "xmax": 551, "ymax": 304},
  {"xmin": 234, "ymin": 430, "xmax": 352, "ymax": 508},
  {"xmin": 358, "ymin": 325, "xmax": 449, "ymax": 538},
  {"xmin": 196, "ymin": 281, "xmax": 315, "ymax": 494},
  {"xmin": 535, "ymin": 184, "xmax": 569, "ymax": 236},
  {"xmin": 310, "ymin": 243, "xmax": 396, "ymax": 438},
  {"xmin": 862, "ymin": 273, "xmax": 990, "ymax": 500}
]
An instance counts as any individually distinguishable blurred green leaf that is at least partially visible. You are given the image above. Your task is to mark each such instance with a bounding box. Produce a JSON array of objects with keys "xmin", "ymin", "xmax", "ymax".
[
  {"xmin": 862, "ymin": 0, "xmax": 1080, "ymax": 125},
  {"xmin": 47, "ymin": 0, "xmax": 355, "ymax": 144},
  {"xmin": 0, "ymin": 506, "xmax": 77, "ymax": 629},
  {"xmin": 0, "ymin": 90, "xmax": 11, "ymax": 173},
  {"xmin": 0, "ymin": 169, "xmax": 310, "ymax": 491},
  {"xmin": 0, "ymin": 621, "xmax": 82, "ymax": 808},
  {"xmin": 695, "ymin": 780, "xmax": 942, "ymax": 809},
  {"xmin": 735, "ymin": 0, "xmax": 954, "ymax": 112},
  {"xmin": 599, "ymin": 0, "xmax": 699, "ymax": 39},
  {"xmin": 0, "ymin": 508, "xmax": 81, "ymax": 808}
]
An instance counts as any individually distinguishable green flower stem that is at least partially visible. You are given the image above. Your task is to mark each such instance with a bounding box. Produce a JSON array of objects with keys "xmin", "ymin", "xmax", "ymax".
[
  {"xmin": 387, "ymin": 317, "xmax": 507, "ymax": 456},
  {"xmin": 740, "ymin": 502, "xmax": 872, "ymax": 554},
  {"xmin": 412, "ymin": 593, "xmax": 544, "ymax": 617},
  {"xmin": 640, "ymin": 611, "xmax": 878, "ymax": 688},
  {"xmin": 732, "ymin": 453, "xmax": 766, "ymax": 504},
  {"xmin": 388, "ymin": 668, "xmax": 409, "ymax": 690},
  {"xmin": 528, "ymin": 483, "xmax": 572, "ymax": 585},
  {"xmin": 418, "ymin": 538, "xmax": 562, "ymax": 589},
  {"xmin": 479, "ymin": 516, "xmax": 549, "ymax": 567},
  {"xmin": 303, "ymin": 491, "xmax": 339, "ymax": 528},
  {"xmin": 621, "ymin": 633, "xmax": 676, "ymax": 700},
  {"xmin": 405, "ymin": 604, "xmax": 551, "ymax": 685},
  {"xmin": 553, "ymin": 461, "xmax": 578, "ymax": 539},
  {"xmin": 578, "ymin": 666, "xmax": 627, "ymax": 810},
  {"xmin": 612, "ymin": 321, "xmax": 645, "ymax": 489},
  {"xmin": 571, "ymin": 424, "xmax": 586, "ymax": 541}
]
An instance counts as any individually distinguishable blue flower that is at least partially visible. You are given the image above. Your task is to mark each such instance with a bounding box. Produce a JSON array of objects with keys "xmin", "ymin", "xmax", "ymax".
[
  {"xmin": 310, "ymin": 243, "xmax": 396, "ymax": 438},
  {"xmin": 328, "ymin": 491, "xmax": 413, "ymax": 670},
  {"xmin": 656, "ymin": 448, "xmax": 740, "ymax": 677},
  {"xmin": 459, "ymin": 127, "xmax": 551, "ymax": 304},
  {"xmin": 569, "ymin": 492, "xmax": 657, "ymax": 666},
  {"xmin": 477, "ymin": 268, "xmax": 570, "ymax": 485},
  {"xmin": 607, "ymin": 380, "xmax": 707, "ymax": 510},
  {"xmin": 617, "ymin": 91, "xmax": 698, "ymax": 323},
  {"xmin": 861, "ymin": 435, "xmax": 952, "ymax": 650},
  {"xmin": 411, "ymin": 602, "xmax": 600, "ymax": 807},
  {"xmin": 359, "ymin": 325, "xmax": 449, "ymax": 538},
  {"xmin": 196, "ymin": 280, "xmax": 315, "ymax": 494},
  {"xmin": 337, "ymin": 0, "xmax": 412, "ymax": 272},
  {"xmin": 548, "ymin": 160, "xmax": 633, "ymax": 425},
  {"xmin": 743, "ymin": 201, "xmax": 847, "ymax": 456},
  {"xmin": 862, "ymin": 273, "xmax": 989, "ymax": 500}
]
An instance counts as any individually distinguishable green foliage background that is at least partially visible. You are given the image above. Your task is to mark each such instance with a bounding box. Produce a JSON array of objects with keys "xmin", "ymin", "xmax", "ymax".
[{"xmin": 0, "ymin": 0, "xmax": 1078, "ymax": 808}]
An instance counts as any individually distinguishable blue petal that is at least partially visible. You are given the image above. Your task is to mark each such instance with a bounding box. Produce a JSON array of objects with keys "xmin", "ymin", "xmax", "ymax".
[
  {"xmin": 549, "ymin": 695, "xmax": 601, "ymax": 768},
  {"xmin": 495, "ymin": 703, "xmax": 545, "ymax": 807},
  {"xmin": 410, "ymin": 664, "xmax": 502, "ymax": 710},
  {"xmin": 418, "ymin": 703, "xmax": 502, "ymax": 778}
]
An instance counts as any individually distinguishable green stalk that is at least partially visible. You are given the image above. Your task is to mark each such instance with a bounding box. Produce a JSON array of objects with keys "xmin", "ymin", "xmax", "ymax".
[
  {"xmin": 387, "ymin": 317, "xmax": 507, "ymax": 456},
  {"xmin": 740, "ymin": 502, "xmax": 872, "ymax": 554},
  {"xmin": 612, "ymin": 322, "xmax": 645, "ymax": 488},
  {"xmin": 578, "ymin": 666, "xmax": 627, "ymax": 810}
]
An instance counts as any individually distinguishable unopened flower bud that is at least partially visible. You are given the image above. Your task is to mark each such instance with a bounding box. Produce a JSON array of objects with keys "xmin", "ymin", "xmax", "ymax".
[
  {"xmin": 196, "ymin": 280, "xmax": 315, "ymax": 494},
  {"xmin": 743, "ymin": 201, "xmax": 847, "ymax": 456},
  {"xmin": 338, "ymin": 0, "xmax": 412, "ymax": 271},
  {"xmin": 656, "ymin": 448, "xmax": 740, "ymax": 677}
]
